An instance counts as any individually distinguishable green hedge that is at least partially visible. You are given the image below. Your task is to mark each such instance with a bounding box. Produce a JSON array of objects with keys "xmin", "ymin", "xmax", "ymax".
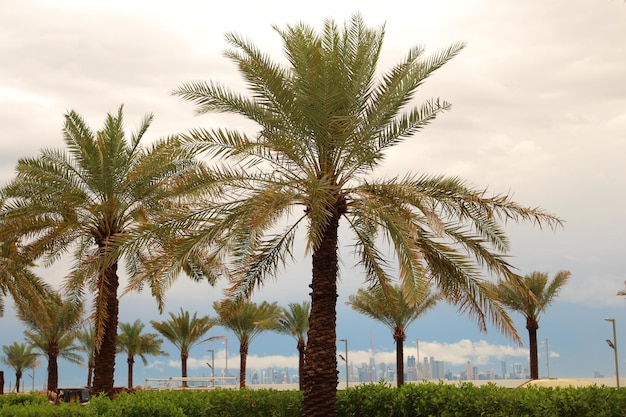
[
  {"xmin": 1, "ymin": 383, "xmax": 625, "ymax": 417},
  {"xmin": 337, "ymin": 382, "xmax": 626, "ymax": 417}
]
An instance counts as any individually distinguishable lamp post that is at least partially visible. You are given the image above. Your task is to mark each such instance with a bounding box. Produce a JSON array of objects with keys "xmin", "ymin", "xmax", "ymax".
[
  {"xmin": 339, "ymin": 338, "xmax": 349, "ymax": 389},
  {"xmin": 207, "ymin": 336, "xmax": 228, "ymax": 384},
  {"xmin": 207, "ymin": 349, "xmax": 215, "ymax": 388},
  {"xmin": 605, "ymin": 318, "xmax": 620, "ymax": 388}
]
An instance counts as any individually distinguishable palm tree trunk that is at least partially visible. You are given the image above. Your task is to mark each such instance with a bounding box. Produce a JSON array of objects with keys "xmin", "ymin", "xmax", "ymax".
[
  {"xmin": 92, "ymin": 262, "xmax": 120, "ymax": 395},
  {"xmin": 181, "ymin": 352, "xmax": 188, "ymax": 388},
  {"xmin": 87, "ymin": 360, "xmax": 94, "ymax": 388},
  {"xmin": 15, "ymin": 372, "xmax": 21, "ymax": 393},
  {"xmin": 297, "ymin": 339, "xmax": 306, "ymax": 391},
  {"xmin": 395, "ymin": 332, "xmax": 405, "ymax": 387},
  {"xmin": 47, "ymin": 345, "xmax": 60, "ymax": 392},
  {"xmin": 527, "ymin": 318, "xmax": 539, "ymax": 379},
  {"xmin": 240, "ymin": 341, "xmax": 248, "ymax": 389},
  {"xmin": 303, "ymin": 212, "xmax": 340, "ymax": 417},
  {"xmin": 127, "ymin": 356, "xmax": 134, "ymax": 388}
]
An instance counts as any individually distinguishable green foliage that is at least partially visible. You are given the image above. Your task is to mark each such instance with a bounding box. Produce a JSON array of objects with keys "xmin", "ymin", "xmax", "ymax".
[
  {"xmin": 86, "ymin": 391, "xmax": 185, "ymax": 417},
  {"xmin": 0, "ymin": 392, "xmax": 47, "ymax": 406},
  {"xmin": 337, "ymin": 382, "xmax": 626, "ymax": 417},
  {"xmin": 1, "ymin": 384, "xmax": 626, "ymax": 417}
]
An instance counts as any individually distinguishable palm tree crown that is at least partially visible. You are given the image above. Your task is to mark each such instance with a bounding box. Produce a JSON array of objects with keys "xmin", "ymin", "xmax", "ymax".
[
  {"xmin": 170, "ymin": 14, "xmax": 562, "ymax": 417},
  {"xmin": 0, "ymin": 240, "xmax": 49, "ymax": 317},
  {"xmin": 0, "ymin": 105, "xmax": 204, "ymax": 394},
  {"xmin": 150, "ymin": 308, "xmax": 213, "ymax": 386},
  {"xmin": 492, "ymin": 270, "xmax": 571, "ymax": 379}
]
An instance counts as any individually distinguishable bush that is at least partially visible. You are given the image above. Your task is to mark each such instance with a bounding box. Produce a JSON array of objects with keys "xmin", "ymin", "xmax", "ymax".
[{"xmin": 1, "ymin": 383, "xmax": 625, "ymax": 416}]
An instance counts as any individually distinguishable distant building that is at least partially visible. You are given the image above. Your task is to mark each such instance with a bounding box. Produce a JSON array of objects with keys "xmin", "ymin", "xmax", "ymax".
[{"xmin": 407, "ymin": 355, "xmax": 417, "ymax": 381}]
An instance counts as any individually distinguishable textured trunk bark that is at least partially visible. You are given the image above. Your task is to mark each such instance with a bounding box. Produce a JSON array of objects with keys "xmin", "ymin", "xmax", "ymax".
[
  {"xmin": 127, "ymin": 356, "xmax": 134, "ymax": 388},
  {"xmin": 181, "ymin": 353, "xmax": 188, "ymax": 387},
  {"xmin": 92, "ymin": 262, "xmax": 119, "ymax": 395},
  {"xmin": 15, "ymin": 372, "xmax": 21, "ymax": 393},
  {"xmin": 240, "ymin": 342, "xmax": 248, "ymax": 389},
  {"xmin": 297, "ymin": 339, "xmax": 306, "ymax": 391},
  {"xmin": 395, "ymin": 333, "xmax": 405, "ymax": 387},
  {"xmin": 87, "ymin": 360, "xmax": 94, "ymax": 388},
  {"xmin": 47, "ymin": 345, "xmax": 59, "ymax": 392},
  {"xmin": 303, "ymin": 212, "xmax": 340, "ymax": 417},
  {"xmin": 527, "ymin": 318, "xmax": 539, "ymax": 379}
]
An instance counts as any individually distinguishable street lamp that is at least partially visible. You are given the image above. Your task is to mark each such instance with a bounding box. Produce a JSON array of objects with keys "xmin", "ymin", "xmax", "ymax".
[
  {"xmin": 605, "ymin": 318, "xmax": 620, "ymax": 388},
  {"xmin": 339, "ymin": 339, "xmax": 349, "ymax": 389},
  {"xmin": 206, "ymin": 336, "xmax": 228, "ymax": 384},
  {"xmin": 207, "ymin": 349, "xmax": 215, "ymax": 388}
]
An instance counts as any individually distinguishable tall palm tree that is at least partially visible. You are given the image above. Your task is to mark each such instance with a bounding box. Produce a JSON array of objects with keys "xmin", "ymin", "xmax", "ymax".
[
  {"xmin": 169, "ymin": 14, "xmax": 562, "ymax": 416},
  {"xmin": 16, "ymin": 292, "xmax": 84, "ymax": 392},
  {"xmin": 213, "ymin": 299, "xmax": 281, "ymax": 388},
  {"xmin": 275, "ymin": 301, "xmax": 310, "ymax": 390},
  {"xmin": 490, "ymin": 270, "xmax": 571, "ymax": 380},
  {"xmin": 347, "ymin": 284, "xmax": 441, "ymax": 387},
  {"xmin": 117, "ymin": 320, "xmax": 166, "ymax": 388},
  {"xmin": 76, "ymin": 325, "xmax": 96, "ymax": 388},
  {"xmin": 1, "ymin": 342, "xmax": 39, "ymax": 393},
  {"xmin": 150, "ymin": 308, "xmax": 213, "ymax": 387},
  {"xmin": 0, "ymin": 105, "xmax": 204, "ymax": 395}
]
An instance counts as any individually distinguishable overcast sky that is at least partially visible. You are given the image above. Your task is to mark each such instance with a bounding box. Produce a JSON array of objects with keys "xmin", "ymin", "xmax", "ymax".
[{"xmin": 1, "ymin": 0, "xmax": 625, "ymax": 388}]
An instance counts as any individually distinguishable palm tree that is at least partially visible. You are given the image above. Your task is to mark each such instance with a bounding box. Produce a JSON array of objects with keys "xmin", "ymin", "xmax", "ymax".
[
  {"xmin": 76, "ymin": 325, "xmax": 96, "ymax": 388},
  {"xmin": 275, "ymin": 301, "xmax": 310, "ymax": 390},
  {"xmin": 213, "ymin": 299, "xmax": 281, "ymax": 388},
  {"xmin": 16, "ymin": 292, "xmax": 84, "ymax": 392},
  {"xmin": 117, "ymin": 320, "xmax": 167, "ymax": 388},
  {"xmin": 170, "ymin": 14, "xmax": 562, "ymax": 416},
  {"xmin": 1, "ymin": 342, "xmax": 39, "ymax": 392},
  {"xmin": 150, "ymin": 308, "xmax": 213, "ymax": 387},
  {"xmin": 0, "ymin": 105, "xmax": 204, "ymax": 395},
  {"xmin": 347, "ymin": 284, "xmax": 441, "ymax": 387},
  {"xmin": 490, "ymin": 270, "xmax": 571, "ymax": 379}
]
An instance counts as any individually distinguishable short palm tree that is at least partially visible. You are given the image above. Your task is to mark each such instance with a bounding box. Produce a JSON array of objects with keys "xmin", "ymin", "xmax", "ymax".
[
  {"xmin": 490, "ymin": 270, "xmax": 571, "ymax": 379},
  {"xmin": 1, "ymin": 342, "xmax": 39, "ymax": 393},
  {"xmin": 117, "ymin": 320, "xmax": 167, "ymax": 388},
  {"xmin": 347, "ymin": 283, "xmax": 441, "ymax": 386},
  {"xmin": 16, "ymin": 292, "xmax": 84, "ymax": 392},
  {"xmin": 275, "ymin": 301, "xmax": 310, "ymax": 390},
  {"xmin": 213, "ymin": 299, "xmax": 282, "ymax": 388},
  {"xmin": 169, "ymin": 14, "xmax": 562, "ymax": 416},
  {"xmin": 0, "ymin": 106, "xmax": 204, "ymax": 394},
  {"xmin": 75, "ymin": 325, "xmax": 96, "ymax": 387},
  {"xmin": 150, "ymin": 308, "xmax": 213, "ymax": 387}
]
